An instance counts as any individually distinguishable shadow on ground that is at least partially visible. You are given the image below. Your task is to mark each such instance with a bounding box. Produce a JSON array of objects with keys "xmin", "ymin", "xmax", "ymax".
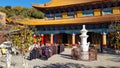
[
  {"xmin": 98, "ymin": 48, "xmax": 120, "ymax": 55},
  {"xmin": 39, "ymin": 63, "xmax": 90, "ymax": 68},
  {"xmin": 107, "ymin": 57, "xmax": 120, "ymax": 62},
  {"xmin": 35, "ymin": 63, "xmax": 120, "ymax": 68},
  {"xmin": 96, "ymin": 66, "xmax": 120, "ymax": 68},
  {"xmin": 98, "ymin": 48, "xmax": 120, "ymax": 63},
  {"xmin": 60, "ymin": 54, "xmax": 72, "ymax": 59}
]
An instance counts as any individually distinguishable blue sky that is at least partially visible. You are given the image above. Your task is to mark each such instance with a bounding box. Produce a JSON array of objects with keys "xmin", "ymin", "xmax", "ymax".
[{"xmin": 0, "ymin": 0, "xmax": 50, "ymax": 8}]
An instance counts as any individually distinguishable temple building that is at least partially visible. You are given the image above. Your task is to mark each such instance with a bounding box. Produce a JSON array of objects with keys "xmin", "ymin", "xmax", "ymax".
[{"xmin": 12, "ymin": 0, "xmax": 120, "ymax": 48}]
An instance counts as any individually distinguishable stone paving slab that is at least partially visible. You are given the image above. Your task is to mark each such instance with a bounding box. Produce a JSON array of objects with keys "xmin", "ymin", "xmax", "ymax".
[{"xmin": 0, "ymin": 48, "xmax": 120, "ymax": 68}]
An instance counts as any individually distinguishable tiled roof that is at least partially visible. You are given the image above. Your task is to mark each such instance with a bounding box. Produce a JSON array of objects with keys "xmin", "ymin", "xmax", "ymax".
[{"xmin": 32, "ymin": 0, "xmax": 113, "ymax": 8}]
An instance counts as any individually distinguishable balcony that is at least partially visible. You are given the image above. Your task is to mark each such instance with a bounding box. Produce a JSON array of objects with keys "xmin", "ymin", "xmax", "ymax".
[{"xmin": 9, "ymin": 14, "xmax": 120, "ymax": 26}]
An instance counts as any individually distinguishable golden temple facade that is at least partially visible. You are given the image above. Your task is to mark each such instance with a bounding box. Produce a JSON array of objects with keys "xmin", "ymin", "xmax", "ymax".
[{"xmin": 9, "ymin": 0, "xmax": 120, "ymax": 48}]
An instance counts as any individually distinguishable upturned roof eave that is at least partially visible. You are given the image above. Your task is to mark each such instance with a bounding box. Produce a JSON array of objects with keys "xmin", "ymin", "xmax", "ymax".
[{"xmin": 32, "ymin": 0, "xmax": 114, "ymax": 9}]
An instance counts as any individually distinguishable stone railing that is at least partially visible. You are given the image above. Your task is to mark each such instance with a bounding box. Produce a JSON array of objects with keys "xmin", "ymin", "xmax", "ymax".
[{"xmin": 71, "ymin": 47, "xmax": 97, "ymax": 61}]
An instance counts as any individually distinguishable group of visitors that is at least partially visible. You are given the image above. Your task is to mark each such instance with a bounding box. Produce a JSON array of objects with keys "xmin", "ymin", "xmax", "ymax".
[{"xmin": 27, "ymin": 43, "xmax": 65, "ymax": 60}]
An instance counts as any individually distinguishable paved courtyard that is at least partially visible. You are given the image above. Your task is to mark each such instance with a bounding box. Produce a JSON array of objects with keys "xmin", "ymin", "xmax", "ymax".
[{"xmin": 0, "ymin": 48, "xmax": 120, "ymax": 68}]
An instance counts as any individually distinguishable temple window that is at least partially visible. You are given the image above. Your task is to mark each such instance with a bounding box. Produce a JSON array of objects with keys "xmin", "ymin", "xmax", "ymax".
[
  {"xmin": 76, "ymin": 11, "xmax": 82, "ymax": 17},
  {"xmin": 45, "ymin": 14, "xmax": 54, "ymax": 20},
  {"xmin": 55, "ymin": 13, "xmax": 62, "ymax": 19},
  {"xmin": 94, "ymin": 9, "xmax": 101, "ymax": 16},
  {"xmin": 102, "ymin": 8, "xmax": 112, "ymax": 15},
  {"xmin": 67, "ymin": 12, "xmax": 75, "ymax": 18},
  {"xmin": 62, "ymin": 12, "xmax": 67, "ymax": 18},
  {"xmin": 82, "ymin": 10, "xmax": 94, "ymax": 16},
  {"xmin": 112, "ymin": 7, "xmax": 120, "ymax": 14}
]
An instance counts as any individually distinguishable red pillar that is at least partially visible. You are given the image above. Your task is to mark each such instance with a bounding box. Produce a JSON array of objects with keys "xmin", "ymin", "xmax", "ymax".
[
  {"xmin": 41, "ymin": 34, "xmax": 44, "ymax": 45},
  {"xmin": 33, "ymin": 34, "xmax": 37, "ymax": 44}
]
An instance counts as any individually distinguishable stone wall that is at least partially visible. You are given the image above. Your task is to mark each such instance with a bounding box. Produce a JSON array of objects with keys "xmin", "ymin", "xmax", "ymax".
[{"xmin": 0, "ymin": 12, "xmax": 6, "ymax": 24}]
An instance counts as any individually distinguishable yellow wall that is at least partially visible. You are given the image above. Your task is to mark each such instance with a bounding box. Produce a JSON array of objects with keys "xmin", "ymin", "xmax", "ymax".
[
  {"xmin": 62, "ymin": 12, "xmax": 67, "ymax": 18},
  {"xmin": 76, "ymin": 11, "xmax": 82, "ymax": 17},
  {"xmin": 94, "ymin": 9, "xmax": 101, "ymax": 16},
  {"xmin": 113, "ymin": 7, "xmax": 120, "ymax": 14}
]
